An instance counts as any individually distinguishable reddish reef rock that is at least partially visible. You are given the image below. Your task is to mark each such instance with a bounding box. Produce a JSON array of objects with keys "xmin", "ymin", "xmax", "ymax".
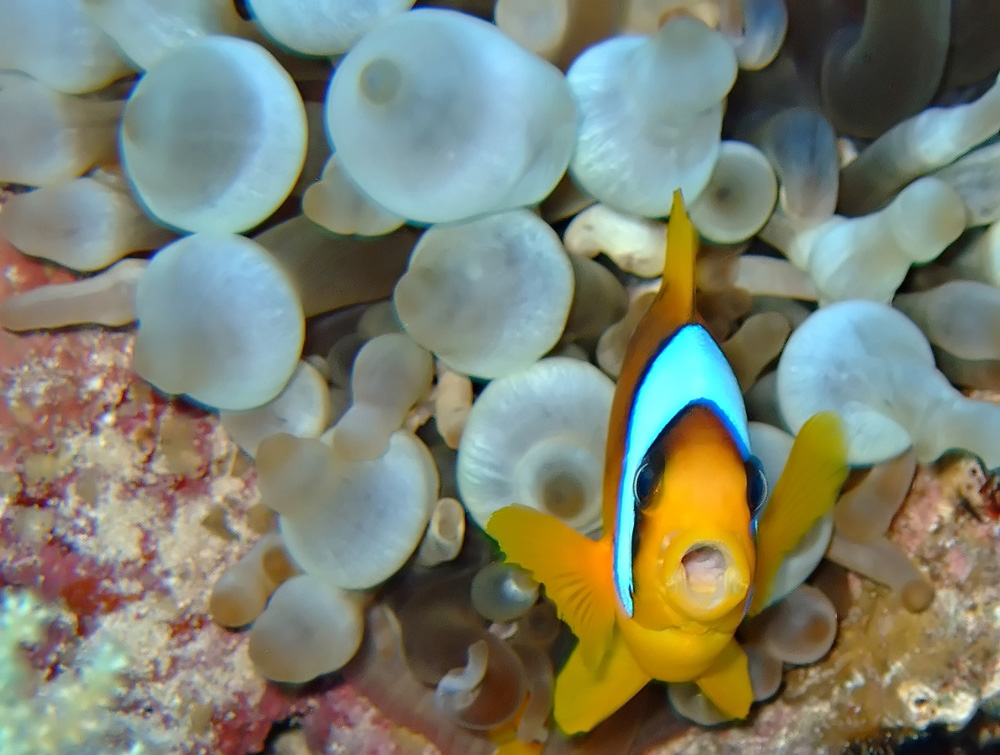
[
  {"xmin": 3, "ymin": 233, "xmax": 1000, "ymax": 754},
  {"xmin": 0, "ymin": 239, "xmax": 413, "ymax": 754}
]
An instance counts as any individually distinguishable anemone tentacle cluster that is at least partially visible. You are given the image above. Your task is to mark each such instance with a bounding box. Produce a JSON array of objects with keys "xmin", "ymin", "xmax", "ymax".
[{"xmin": 1, "ymin": 0, "xmax": 1000, "ymax": 750}]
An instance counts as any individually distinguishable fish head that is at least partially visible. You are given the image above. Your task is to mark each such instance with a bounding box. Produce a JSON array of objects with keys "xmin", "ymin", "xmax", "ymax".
[
  {"xmin": 611, "ymin": 322, "xmax": 764, "ymax": 622},
  {"xmin": 625, "ymin": 404, "xmax": 758, "ymax": 628}
]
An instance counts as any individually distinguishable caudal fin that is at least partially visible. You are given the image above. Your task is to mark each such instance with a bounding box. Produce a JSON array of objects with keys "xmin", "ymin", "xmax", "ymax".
[
  {"xmin": 487, "ymin": 505, "xmax": 617, "ymax": 669},
  {"xmin": 749, "ymin": 411, "xmax": 849, "ymax": 615}
]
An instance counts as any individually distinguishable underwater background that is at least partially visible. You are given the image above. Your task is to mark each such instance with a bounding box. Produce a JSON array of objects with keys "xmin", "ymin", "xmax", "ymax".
[{"xmin": 3, "ymin": 0, "xmax": 1000, "ymax": 753}]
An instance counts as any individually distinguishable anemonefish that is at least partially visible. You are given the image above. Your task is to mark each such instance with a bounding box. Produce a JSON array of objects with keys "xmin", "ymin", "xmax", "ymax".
[{"xmin": 487, "ymin": 191, "xmax": 848, "ymax": 734}]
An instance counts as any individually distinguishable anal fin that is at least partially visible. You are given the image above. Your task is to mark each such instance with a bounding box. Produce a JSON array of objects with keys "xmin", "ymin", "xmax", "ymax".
[{"xmin": 487, "ymin": 505, "xmax": 616, "ymax": 669}]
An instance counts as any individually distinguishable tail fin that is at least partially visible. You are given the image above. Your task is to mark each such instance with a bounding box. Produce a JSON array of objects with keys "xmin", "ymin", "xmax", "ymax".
[{"xmin": 749, "ymin": 411, "xmax": 849, "ymax": 615}]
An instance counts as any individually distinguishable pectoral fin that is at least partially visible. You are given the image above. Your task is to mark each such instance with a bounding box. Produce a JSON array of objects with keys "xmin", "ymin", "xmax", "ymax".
[
  {"xmin": 693, "ymin": 638, "xmax": 753, "ymax": 719},
  {"xmin": 487, "ymin": 505, "xmax": 616, "ymax": 669},
  {"xmin": 750, "ymin": 410, "xmax": 849, "ymax": 615},
  {"xmin": 554, "ymin": 629, "xmax": 651, "ymax": 735}
]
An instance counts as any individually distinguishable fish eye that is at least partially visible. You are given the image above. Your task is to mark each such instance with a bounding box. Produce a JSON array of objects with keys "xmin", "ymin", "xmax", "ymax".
[
  {"xmin": 745, "ymin": 455, "xmax": 768, "ymax": 515},
  {"xmin": 633, "ymin": 451, "xmax": 664, "ymax": 509}
]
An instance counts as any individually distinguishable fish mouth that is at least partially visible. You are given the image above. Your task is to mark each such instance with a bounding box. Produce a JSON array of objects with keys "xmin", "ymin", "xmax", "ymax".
[
  {"xmin": 682, "ymin": 545, "xmax": 728, "ymax": 596},
  {"xmin": 675, "ymin": 543, "xmax": 743, "ymax": 616}
]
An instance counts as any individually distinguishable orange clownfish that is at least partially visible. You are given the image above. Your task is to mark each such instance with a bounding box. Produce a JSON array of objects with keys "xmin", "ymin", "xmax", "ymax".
[{"xmin": 487, "ymin": 192, "xmax": 848, "ymax": 733}]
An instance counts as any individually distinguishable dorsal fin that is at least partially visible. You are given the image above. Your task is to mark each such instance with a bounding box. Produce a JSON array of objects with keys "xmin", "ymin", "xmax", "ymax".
[
  {"xmin": 602, "ymin": 191, "xmax": 698, "ymax": 533},
  {"xmin": 654, "ymin": 190, "xmax": 697, "ymax": 331}
]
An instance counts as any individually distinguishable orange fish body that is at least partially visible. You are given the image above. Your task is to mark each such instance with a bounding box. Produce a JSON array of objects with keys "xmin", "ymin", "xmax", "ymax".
[
  {"xmin": 617, "ymin": 407, "xmax": 754, "ymax": 681},
  {"xmin": 488, "ymin": 192, "xmax": 847, "ymax": 734}
]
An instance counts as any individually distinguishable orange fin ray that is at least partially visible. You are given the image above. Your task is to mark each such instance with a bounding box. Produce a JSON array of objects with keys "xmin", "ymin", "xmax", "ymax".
[
  {"xmin": 749, "ymin": 410, "xmax": 849, "ymax": 615},
  {"xmin": 620, "ymin": 190, "xmax": 698, "ymax": 377},
  {"xmin": 658, "ymin": 189, "xmax": 697, "ymax": 328},
  {"xmin": 553, "ymin": 629, "xmax": 651, "ymax": 735},
  {"xmin": 487, "ymin": 505, "xmax": 616, "ymax": 669},
  {"xmin": 693, "ymin": 638, "xmax": 753, "ymax": 719}
]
